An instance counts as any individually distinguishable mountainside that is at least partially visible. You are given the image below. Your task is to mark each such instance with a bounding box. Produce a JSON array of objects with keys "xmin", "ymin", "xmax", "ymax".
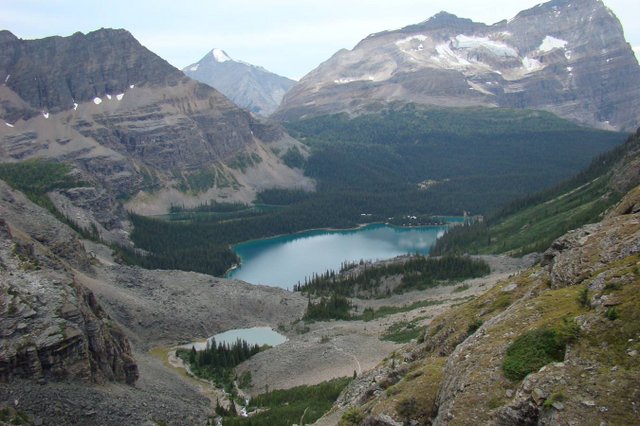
[
  {"xmin": 432, "ymin": 128, "xmax": 640, "ymax": 257},
  {"xmin": 275, "ymin": 0, "xmax": 640, "ymax": 131},
  {"xmin": 321, "ymin": 165, "xmax": 640, "ymax": 426},
  {"xmin": 184, "ymin": 49, "xmax": 295, "ymax": 116},
  {"xmin": 0, "ymin": 29, "xmax": 313, "ymax": 229}
]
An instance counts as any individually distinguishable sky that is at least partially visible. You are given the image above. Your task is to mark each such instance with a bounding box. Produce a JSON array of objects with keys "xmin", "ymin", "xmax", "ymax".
[{"xmin": 1, "ymin": 0, "xmax": 638, "ymax": 80}]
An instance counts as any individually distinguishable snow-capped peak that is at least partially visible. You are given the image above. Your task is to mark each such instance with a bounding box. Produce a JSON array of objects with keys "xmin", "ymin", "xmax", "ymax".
[{"xmin": 212, "ymin": 48, "xmax": 232, "ymax": 63}]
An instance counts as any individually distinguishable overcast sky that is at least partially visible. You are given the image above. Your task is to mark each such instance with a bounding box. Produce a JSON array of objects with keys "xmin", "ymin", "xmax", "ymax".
[{"xmin": 1, "ymin": 0, "xmax": 638, "ymax": 80}]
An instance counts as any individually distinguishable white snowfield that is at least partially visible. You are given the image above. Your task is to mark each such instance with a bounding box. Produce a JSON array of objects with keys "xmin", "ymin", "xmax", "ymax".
[
  {"xmin": 212, "ymin": 48, "xmax": 232, "ymax": 63},
  {"xmin": 538, "ymin": 35, "xmax": 569, "ymax": 52}
]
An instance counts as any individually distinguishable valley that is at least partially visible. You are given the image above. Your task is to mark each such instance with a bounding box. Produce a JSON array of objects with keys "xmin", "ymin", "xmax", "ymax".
[{"xmin": 1, "ymin": 0, "xmax": 640, "ymax": 424}]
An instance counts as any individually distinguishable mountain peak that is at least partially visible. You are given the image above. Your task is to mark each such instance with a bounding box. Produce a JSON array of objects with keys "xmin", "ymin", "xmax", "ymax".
[{"xmin": 211, "ymin": 48, "xmax": 232, "ymax": 63}]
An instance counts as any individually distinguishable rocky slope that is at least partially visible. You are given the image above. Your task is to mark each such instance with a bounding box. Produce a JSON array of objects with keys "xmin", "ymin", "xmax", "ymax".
[
  {"xmin": 0, "ymin": 181, "xmax": 137, "ymax": 385},
  {"xmin": 324, "ymin": 187, "xmax": 640, "ymax": 425},
  {"xmin": 0, "ymin": 29, "xmax": 313, "ymax": 222},
  {"xmin": 0, "ymin": 177, "xmax": 308, "ymax": 425},
  {"xmin": 184, "ymin": 48, "xmax": 296, "ymax": 116},
  {"xmin": 275, "ymin": 0, "xmax": 640, "ymax": 131}
]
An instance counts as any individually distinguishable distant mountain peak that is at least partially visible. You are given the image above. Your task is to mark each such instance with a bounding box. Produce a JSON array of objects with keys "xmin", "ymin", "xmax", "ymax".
[
  {"xmin": 211, "ymin": 48, "xmax": 232, "ymax": 63},
  {"xmin": 183, "ymin": 49, "xmax": 295, "ymax": 116},
  {"xmin": 276, "ymin": 0, "xmax": 640, "ymax": 131}
]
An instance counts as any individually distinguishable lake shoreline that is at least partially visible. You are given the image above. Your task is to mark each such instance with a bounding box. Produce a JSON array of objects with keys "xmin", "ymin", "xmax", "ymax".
[{"xmin": 225, "ymin": 222, "xmax": 454, "ymax": 287}]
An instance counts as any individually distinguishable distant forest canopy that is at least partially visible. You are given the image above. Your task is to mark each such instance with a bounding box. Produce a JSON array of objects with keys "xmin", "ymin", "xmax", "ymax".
[
  {"xmin": 431, "ymin": 129, "xmax": 640, "ymax": 257},
  {"xmin": 120, "ymin": 106, "xmax": 627, "ymax": 277}
]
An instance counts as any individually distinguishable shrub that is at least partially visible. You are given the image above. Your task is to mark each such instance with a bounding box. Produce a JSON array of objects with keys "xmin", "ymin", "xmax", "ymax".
[
  {"xmin": 578, "ymin": 287, "xmax": 590, "ymax": 308},
  {"xmin": 467, "ymin": 319, "xmax": 483, "ymax": 336},
  {"xmin": 339, "ymin": 407, "xmax": 364, "ymax": 426},
  {"xmin": 605, "ymin": 307, "xmax": 619, "ymax": 321},
  {"xmin": 502, "ymin": 326, "xmax": 574, "ymax": 381}
]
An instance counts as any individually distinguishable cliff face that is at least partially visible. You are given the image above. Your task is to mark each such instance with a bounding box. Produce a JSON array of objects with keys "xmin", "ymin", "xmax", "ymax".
[
  {"xmin": 0, "ymin": 29, "xmax": 313, "ymax": 219},
  {"xmin": 0, "ymin": 181, "xmax": 138, "ymax": 385},
  {"xmin": 330, "ymin": 185, "xmax": 640, "ymax": 425},
  {"xmin": 275, "ymin": 0, "xmax": 640, "ymax": 131}
]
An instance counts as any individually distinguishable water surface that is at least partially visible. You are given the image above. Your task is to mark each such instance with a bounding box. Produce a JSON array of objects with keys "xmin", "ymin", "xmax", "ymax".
[
  {"xmin": 186, "ymin": 327, "xmax": 287, "ymax": 351},
  {"xmin": 227, "ymin": 223, "xmax": 451, "ymax": 289}
]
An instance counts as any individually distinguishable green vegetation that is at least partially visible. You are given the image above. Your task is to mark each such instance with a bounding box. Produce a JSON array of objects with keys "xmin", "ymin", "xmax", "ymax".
[
  {"xmin": 296, "ymin": 255, "xmax": 490, "ymax": 297},
  {"xmin": 358, "ymin": 299, "xmax": 450, "ymax": 322},
  {"xmin": 502, "ymin": 320, "xmax": 579, "ymax": 381},
  {"xmin": 222, "ymin": 377, "xmax": 351, "ymax": 426},
  {"xmin": 606, "ymin": 307, "xmax": 619, "ymax": 321},
  {"xmin": 339, "ymin": 407, "xmax": 365, "ymax": 426},
  {"xmin": 304, "ymin": 294, "xmax": 353, "ymax": 321},
  {"xmin": 578, "ymin": 287, "xmax": 591, "ymax": 308},
  {"xmin": 0, "ymin": 405, "xmax": 31, "ymax": 425},
  {"xmin": 382, "ymin": 321, "xmax": 425, "ymax": 343},
  {"xmin": 176, "ymin": 338, "xmax": 261, "ymax": 392},
  {"xmin": 432, "ymin": 131, "xmax": 638, "ymax": 257},
  {"xmin": 0, "ymin": 159, "xmax": 99, "ymax": 239},
  {"xmin": 281, "ymin": 145, "xmax": 305, "ymax": 168}
]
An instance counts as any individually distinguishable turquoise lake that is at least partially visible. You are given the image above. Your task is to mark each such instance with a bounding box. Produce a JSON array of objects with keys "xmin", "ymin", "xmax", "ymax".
[
  {"xmin": 185, "ymin": 327, "xmax": 288, "ymax": 351},
  {"xmin": 227, "ymin": 222, "xmax": 455, "ymax": 289}
]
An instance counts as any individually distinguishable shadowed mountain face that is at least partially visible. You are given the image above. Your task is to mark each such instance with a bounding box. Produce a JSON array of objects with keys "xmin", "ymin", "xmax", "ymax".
[
  {"xmin": 184, "ymin": 48, "xmax": 296, "ymax": 116},
  {"xmin": 275, "ymin": 0, "xmax": 640, "ymax": 131},
  {"xmin": 0, "ymin": 29, "xmax": 312, "ymax": 220}
]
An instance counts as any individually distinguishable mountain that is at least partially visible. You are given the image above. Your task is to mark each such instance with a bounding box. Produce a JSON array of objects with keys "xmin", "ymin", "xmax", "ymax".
[
  {"xmin": 275, "ymin": 0, "xmax": 640, "ymax": 131},
  {"xmin": 317, "ymin": 133, "xmax": 640, "ymax": 425},
  {"xmin": 0, "ymin": 29, "xmax": 313, "ymax": 242},
  {"xmin": 183, "ymin": 48, "xmax": 296, "ymax": 116}
]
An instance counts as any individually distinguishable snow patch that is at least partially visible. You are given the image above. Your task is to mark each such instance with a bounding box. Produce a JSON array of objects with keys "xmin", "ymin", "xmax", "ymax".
[
  {"xmin": 396, "ymin": 35, "xmax": 428, "ymax": 46},
  {"xmin": 189, "ymin": 63, "xmax": 199, "ymax": 71},
  {"xmin": 5, "ymin": 122, "xmax": 14, "ymax": 128},
  {"xmin": 116, "ymin": 93, "xmax": 124, "ymax": 101},
  {"xmin": 522, "ymin": 56, "xmax": 544, "ymax": 72},
  {"xmin": 538, "ymin": 36, "xmax": 568, "ymax": 53},
  {"xmin": 42, "ymin": 112, "xmax": 49, "ymax": 119},
  {"xmin": 565, "ymin": 50, "xmax": 572, "ymax": 60},
  {"xmin": 334, "ymin": 76, "xmax": 375, "ymax": 84},
  {"xmin": 454, "ymin": 35, "xmax": 518, "ymax": 57},
  {"xmin": 73, "ymin": 103, "xmax": 78, "ymax": 111},
  {"xmin": 93, "ymin": 97, "xmax": 102, "ymax": 105},
  {"xmin": 212, "ymin": 48, "xmax": 232, "ymax": 63},
  {"xmin": 566, "ymin": 66, "xmax": 573, "ymax": 72},
  {"xmin": 129, "ymin": 84, "xmax": 135, "ymax": 89},
  {"xmin": 3, "ymin": 74, "xmax": 10, "ymax": 84},
  {"xmin": 106, "ymin": 94, "xmax": 112, "ymax": 100},
  {"xmin": 432, "ymin": 43, "xmax": 471, "ymax": 68}
]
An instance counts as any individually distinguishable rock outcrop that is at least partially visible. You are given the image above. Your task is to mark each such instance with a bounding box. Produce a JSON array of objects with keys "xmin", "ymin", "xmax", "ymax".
[
  {"xmin": 275, "ymin": 0, "xmax": 640, "ymax": 131},
  {"xmin": 0, "ymin": 183, "xmax": 138, "ymax": 384}
]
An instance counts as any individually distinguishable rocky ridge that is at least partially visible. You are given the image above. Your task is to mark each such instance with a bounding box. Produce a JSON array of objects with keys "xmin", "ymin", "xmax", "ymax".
[
  {"xmin": 0, "ymin": 29, "xmax": 313, "ymax": 223},
  {"xmin": 275, "ymin": 0, "xmax": 640, "ymax": 131},
  {"xmin": 184, "ymin": 48, "xmax": 296, "ymax": 116}
]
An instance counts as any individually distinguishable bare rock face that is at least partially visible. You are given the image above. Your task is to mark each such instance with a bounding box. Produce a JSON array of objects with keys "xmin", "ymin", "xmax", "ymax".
[
  {"xmin": 275, "ymin": 0, "xmax": 640, "ymax": 131},
  {"xmin": 0, "ymin": 217, "xmax": 138, "ymax": 384}
]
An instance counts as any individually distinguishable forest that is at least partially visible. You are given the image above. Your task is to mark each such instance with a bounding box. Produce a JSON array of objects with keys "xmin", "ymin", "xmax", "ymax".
[
  {"xmin": 431, "ymin": 130, "xmax": 640, "ymax": 256},
  {"xmin": 296, "ymin": 255, "xmax": 491, "ymax": 297},
  {"xmin": 119, "ymin": 106, "xmax": 626, "ymax": 277},
  {"xmin": 176, "ymin": 338, "xmax": 261, "ymax": 391}
]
